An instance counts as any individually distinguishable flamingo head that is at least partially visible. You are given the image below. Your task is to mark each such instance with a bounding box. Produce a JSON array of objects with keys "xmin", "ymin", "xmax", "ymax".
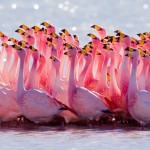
[
  {"xmin": 137, "ymin": 33, "xmax": 146, "ymax": 40},
  {"xmin": 31, "ymin": 26, "xmax": 41, "ymax": 33},
  {"xmin": 8, "ymin": 38, "xmax": 18, "ymax": 43},
  {"xmin": 15, "ymin": 29, "xmax": 25, "ymax": 35},
  {"xmin": 19, "ymin": 24, "xmax": 29, "ymax": 30},
  {"xmin": 64, "ymin": 43, "xmax": 77, "ymax": 57},
  {"xmin": 61, "ymin": 29, "xmax": 70, "ymax": 36},
  {"xmin": 18, "ymin": 40, "xmax": 28, "ymax": 48},
  {"xmin": 12, "ymin": 44, "xmax": 26, "ymax": 57},
  {"xmin": 50, "ymin": 55, "xmax": 60, "ymax": 68}
]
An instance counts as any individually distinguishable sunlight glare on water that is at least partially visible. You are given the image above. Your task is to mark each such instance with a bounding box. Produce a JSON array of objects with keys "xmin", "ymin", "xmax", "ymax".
[{"xmin": 1, "ymin": 0, "xmax": 150, "ymax": 45}]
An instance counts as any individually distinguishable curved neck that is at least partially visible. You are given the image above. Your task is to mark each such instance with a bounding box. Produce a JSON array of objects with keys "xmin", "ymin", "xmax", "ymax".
[
  {"xmin": 78, "ymin": 57, "xmax": 89, "ymax": 86},
  {"xmin": 84, "ymin": 56, "xmax": 94, "ymax": 81}
]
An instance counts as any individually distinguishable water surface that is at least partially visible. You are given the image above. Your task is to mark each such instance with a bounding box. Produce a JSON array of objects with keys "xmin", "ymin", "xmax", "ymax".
[{"xmin": 0, "ymin": 126, "xmax": 150, "ymax": 150}]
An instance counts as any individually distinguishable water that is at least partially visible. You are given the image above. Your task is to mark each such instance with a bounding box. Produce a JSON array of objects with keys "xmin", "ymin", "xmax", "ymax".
[
  {"xmin": 1, "ymin": 0, "xmax": 150, "ymax": 45},
  {"xmin": 1, "ymin": 0, "xmax": 150, "ymax": 149},
  {"xmin": 0, "ymin": 126, "xmax": 150, "ymax": 150}
]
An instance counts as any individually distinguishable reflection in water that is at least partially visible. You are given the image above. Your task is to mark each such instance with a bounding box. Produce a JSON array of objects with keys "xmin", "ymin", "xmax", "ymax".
[{"xmin": 0, "ymin": 126, "xmax": 150, "ymax": 149}]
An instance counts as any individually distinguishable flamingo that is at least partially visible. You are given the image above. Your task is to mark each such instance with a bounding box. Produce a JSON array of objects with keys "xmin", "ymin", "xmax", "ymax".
[
  {"xmin": 13, "ymin": 44, "xmax": 68, "ymax": 123},
  {"xmin": 126, "ymin": 49, "xmax": 150, "ymax": 127},
  {"xmin": 40, "ymin": 22, "xmax": 55, "ymax": 35},
  {"xmin": 19, "ymin": 24, "xmax": 33, "ymax": 35},
  {"xmin": 0, "ymin": 87, "xmax": 22, "ymax": 124},
  {"xmin": 50, "ymin": 55, "xmax": 79, "ymax": 123},
  {"xmin": 50, "ymin": 55, "xmax": 69, "ymax": 107},
  {"xmin": 64, "ymin": 44, "xmax": 112, "ymax": 121},
  {"xmin": 91, "ymin": 25, "xmax": 106, "ymax": 39}
]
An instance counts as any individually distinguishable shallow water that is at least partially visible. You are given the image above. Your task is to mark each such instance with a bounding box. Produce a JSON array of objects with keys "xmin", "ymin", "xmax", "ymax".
[{"xmin": 0, "ymin": 126, "xmax": 150, "ymax": 150}]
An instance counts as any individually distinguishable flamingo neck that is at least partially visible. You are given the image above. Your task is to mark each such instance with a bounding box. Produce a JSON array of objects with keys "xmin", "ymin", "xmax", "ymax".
[
  {"xmin": 78, "ymin": 57, "xmax": 89, "ymax": 86},
  {"xmin": 110, "ymin": 57, "xmax": 120, "ymax": 94},
  {"xmin": 25, "ymin": 54, "xmax": 38, "ymax": 89},
  {"xmin": 97, "ymin": 53, "xmax": 109, "ymax": 88},
  {"xmin": 54, "ymin": 64, "xmax": 61, "ymax": 89},
  {"xmin": 0, "ymin": 47, "xmax": 6, "ymax": 72},
  {"xmin": 24, "ymin": 51, "xmax": 31, "ymax": 81},
  {"xmin": 9, "ymin": 54, "xmax": 18, "ymax": 84},
  {"xmin": 17, "ymin": 54, "xmax": 25, "ymax": 99},
  {"xmin": 84, "ymin": 55, "xmax": 94, "ymax": 82},
  {"xmin": 119, "ymin": 53, "xmax": 130, "ymax": 94},
  {"xmin": 35, "ymin": 61, "xmax": 44, "ymax": 88},
  {"xmin": 129, "ymin": 56, "xmax": 138, "ymax": 93},
  {"xmin": 68, "ymin": 55, "xmax": 76, "ymax": 100}
]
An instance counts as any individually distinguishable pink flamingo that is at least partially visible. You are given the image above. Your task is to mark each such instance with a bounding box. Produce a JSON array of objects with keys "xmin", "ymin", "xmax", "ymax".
[
  {"xmin": 15, "ymin": 29, "xmax": 26, "ymax": 41},
  {"xmin": 96, "ymin": 50, "xmax": 110, "ymax": 99},
  {"xmin": 109, "ymin": 50, "xmax": 127, "ymax": 111},
  {"xmin": 64, "ymin": 44, "xmax": 111, "ymax": 121},
  {"xmin": 91, "ymin": 25, "xmax": 106, "ymax": 39},
  {"xmin": 41, "ymin": 22, "xmax": 55, "ymax": 35},
  {"xmin": 126, "ymin": 49, "xmax": 150, "ymax": 127},
  {"xmin": 31, "ymin": 26, "xmax": 42, "ymax": 51},
  {"xmin": 83, "ymin": 35, "xmax": 100, "ymax": 91},
  {"xmin": 0, "ymin": 87, "xmax": 22, "ymax": 124},
  {"xmin": 61, "ymin": 29, "xmax": 74, "ymax": 44},
  {"xmin": 50, "ymin": 56, "xmax": 69, "ymax": 107},
  {"xmin": 13, "ymin": 44, "xmax": 68, "ymax": 123},
  {"xmin": 73, "ymin": 35, "xmax": 80, "ymax": 47},
  {"xmin": 8, "ymin": 38, "xmax": 19, "ymax": 44},
  {"xmin": 19, "ymin": 24, "xmax": 33, "ymax": 35}
]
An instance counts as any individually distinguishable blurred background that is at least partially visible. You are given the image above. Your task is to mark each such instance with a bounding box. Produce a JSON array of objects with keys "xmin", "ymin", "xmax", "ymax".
[{"xmin": 0, "ymin": 0, "xmax": 150, "ymax": 45}]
